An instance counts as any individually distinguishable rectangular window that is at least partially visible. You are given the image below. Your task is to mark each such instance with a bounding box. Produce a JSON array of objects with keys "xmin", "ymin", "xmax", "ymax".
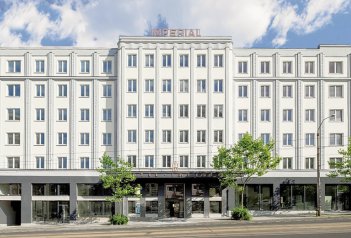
[
  {"xmin": 197, "ymin": 79, "xmax": 206, "ymax": 92},
  {"xmin": 283, "ymin": 157, "xmax": 292, "ymax": 169},
  {"xmin": 179, "ymin": 155, "xmax": 189, "ymax": 168},
  {"xmin": 144, "ymin": 104, "xmax": 154, "ymax": 118},
  {"xmin": 145, "ymin": 54, "xmax": 154, "ymax": 67},
  {"xmin": 80, "ymin": 60, "xmax": 90, "ymax": 73},
  {"xmin": 80, "ymin": 157, "xmax": 90, "ymax": 169},
  {"xmin": 36, "ymin": 133, "xmax": 45, "ymax": 145},
  {"xmin": 145, "ymin": 79, "xmax": 154, "ymax": 92},
  {"xmin": 58, "ymin": 60, "xmax": 67, "ymax": 73},
  {"xmin": 58, "ymin": 157, "xmax": 68, "ymax": 169},
  {"xmin": 179, "ymin": 54, "xmax": 189, "ymax": 67},
  {"xmin": 214, "ymin": 104, "xmax": 223, "ymax": 118},
  {"xmin": 197, "ymin": 105, "xmax": 206, "ymax": 118},
  {"xmin": 305, "ymin": 85, "xmax": 315, "ymax": 98},
  {"xmin": 58, "ymin": 109, "xmax": 68, "ymax": 121},
  {"xmin": 330, "ymin": 133, "xmax": 343, "ymax": 146},
  {"xmin": 238, "ymin": 85, "xmax": 248, "ymax": 97},
  {"xmin": 197, "ymin": 130, "xmax": 206, "ymax": 143},
  {"xmin": 58, "ymin": 84, "xmax": 68, "ymax": 97},
  {"xmin": 145, "ymin": 130, "xmax": 154, "ymax": 143},
  {"xmin": 214, "ymin": 54, "xmax": 223, "ymax": 67},
  {"xmin": 179, "ymin": 105, "xmax": 189, "ymax": 118},
  {"xmin": 36, "ymin": 108, "xmax": 44, "ymax": 121},
  {"xmin": 36, "ymin": 157, "xmax": 45, "ymax": 169},
  {"xmin": 330, "ymin": 109, "xmax": 343, "ymax": 122},
  {"xmin": 329, "ymin": 61, "xmax": 343, "ymax": 74},
  {"xmin": 179, "ymin": 130, "xmax": 189, "ymax": 143},
  {"xmin": 144, "ymin": 155, "xmax": 155, "ymax": 168},
  {"xmin": 36, "ymin": 84, "xmax": 45, "ymax": 97},
  {"xmin": 58, "ymin": 132, "xmax": 68, "ymax": 145},
  {"xmin": 162, "ymin": 130, "xmax": 171, "ymax": 143},
  {"xmin": 127, "ymin": 130, "xmax": 137, "ymax": 143},
  {"xmin": 80, "ymin": 85, "xmax": 90, "ymax": 97},
  {"xmin": 196, "ymin": 155, "xmax": 206, "ymax": 168},
  {"xmin": 214, "ymin": 130, "xmax": 223, "ymax": 143},
  {"xmin": 179, "ymin": 79, "xmax": 189, "ymax": 93},
  {"xmin": 197, "ymin": 54, "xmax": 206, "ymax": 67},
  {"xmin": 127, "ymin": 155, "xmax": 137, "ymax": 167},
  {"xmin": 238, "ymin": 61, "xmax": 248, "ymax": 74},
  {"xmin": 162, "ymin": 104, "xmax": 171, "ymax": 118},
  {"xmin": 261, "ymin": 133, "xmax": 270, "ymax": 145},
  {"xmin": 102, "ymin": 133, "xmax": 112, "ymax": 145},
  {"xmin": 7, "ymin": 133, "xmax": 20, "ymax": 145},
  {"xmin": 260, "ymin": 85, "xmax": 270, "ymax": 97},
  {"xmin": 127, "ymin": 79, "xmax": 137, "ymax": 92},
  {"xmin": 283, "ymin": 109, "xmax": 293, "ymax": 122},
  {"xmin": 102, "ymin": 85, "xmax": 112, "ymax": 97},
  {"xmin": 282, "ymin": 61, "xmax": 292, "ymax": 74},
  {"xmin": 305, "ymin": 61, "xmax": 315, "ymax": 74},
  {"xmin": 305, "ymin": 133, "xmax": 315, "ymax": 146},
  {"xmin": 238, "ymin": 109, "xmax": 248, "ymax": 122},
  {"xmin": 80, "ymin": 133, "xmax": 89, "ymax": 145},
  {"xmin": 283, "ymin": 85, "xmax": 292, "ymax": 98},
  {"xmin": 305, "ymin": 109, "xmax": 315, "ymax": 122},
  {"xmin": 102, "ymin": 60, "xmax": 112, "ymax": 73},
  {"xmin": 214, "ymin": 79, "xmax": 223, "ymax": 93},
  {"xmin": 162, "ymin": 54, "xmax": 171, "ymax": 67},
  {"xmin": 8, "ymin": 60, "xmax": 21, "ymax": 73},
  {"xmin": 80, "ymin": 109, "xmax": 90, "ymax": 121},
  {"xmin": 238, "ymin": 133, "xmax": 244, "ymax": 140},
  {"xmin": 260, "ymin": 61, "xmax": 270, "ymax": 74},
  {"xmin": 329, "ymin": 85, "xmax": 343, "ymax": 97},
  {"xmin": 162, "ymin": 155, "xmax": 171, "ymax": 168},
  {"xmin": 103, "ymin": 109, "xmax": 112, "ymax": 121},
  {"xmin": 128, "ymin": 54, "xmax": 137, "ymax": 67},
  {"xmin": 7, "ymin": 157, "xmax": 20, "ymax": 169},
  {"xmin": 162, "ymin": 79, "xmax": 171, "ymax": 92},
  {"xmin": 8, "ymin": 108, "xmax": 20, "ymax": 121},
  {"xmin": 329, "ymin": 157, "xmax": 342, "ymax": 169},
  {"xmin": 261, "ymin": 109, "xmax": 270, "ymax": 122},
  {"xmin": 305, "ymin": 157, "xmax": 315, "ymax": 169},
  {"xmin": 35, "ymin": 60, "xmax": 45, "ymax": 73},
  {"xmin": 7, "ymin": 84, "xmax": 20, "ymax": 96},
  {"xmin": 127, "ymin": 104, "xmax": 137, "ymax": 118},
  {"xmin": 283, "ymin": 133, "xmax": 293, "ymax": 146}
]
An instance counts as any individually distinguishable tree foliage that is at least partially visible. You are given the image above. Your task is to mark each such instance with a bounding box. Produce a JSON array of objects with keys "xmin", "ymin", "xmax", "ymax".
[
  {"xmin": 213, "ymin": 133, "xmax": 281, "ymax": 207},
  {"xmin": 328, "ymin": 138, "xmax": 351, "ymax": 181},
  {"xmin": 98, "ymin": 153, "xmax": 141, "ymax": 203}
]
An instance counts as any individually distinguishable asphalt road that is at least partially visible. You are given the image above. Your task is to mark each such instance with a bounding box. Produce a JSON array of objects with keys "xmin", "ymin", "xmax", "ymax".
[{"xmin": 1, "ymin": 216, "xmax": 351, "ymax": 238}]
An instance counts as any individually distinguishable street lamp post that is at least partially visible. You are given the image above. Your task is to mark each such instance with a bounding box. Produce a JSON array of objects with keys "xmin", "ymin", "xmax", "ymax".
[{"xmin": 316, "ymin": 114, "xmax": 334, "ymax": 217}]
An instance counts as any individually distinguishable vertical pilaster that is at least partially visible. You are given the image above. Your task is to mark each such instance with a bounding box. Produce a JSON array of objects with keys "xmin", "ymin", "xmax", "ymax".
[
  {"xmin": 203, "ymin": 183, "xmax": 210, "ymax": 218},
  {"xmin": 24, "ymin": 78, "xmax": 31, "ymax": 169},
  {"xmin": 21, "ymin": 182, "xmax": 32, "ymax": 224},
  {"xmin": 92, "ymin": 79, "xmax": 99, "ymax": 168},
  {"xmin": 173, "ymin": 45, "xmax": 178, "ymax": 168},
  {"xmin": 185, "ymin": 182, "xmax": 192, "ymax": 218},
  {"xmin": 47, "ymin": 78, "xmax": 54, "ymax": 169},
  {"xmin": 296, "ymin": 80, "xmax": 302, "ymax": 169},
  {"xmin": 207, "ymin": 46, "xmax": 212, "ymax": 167},
  {"xmin": 69, "ymin": 79, "xmax": 76, "ymax": 169},
  {"xmin": 69, "ymin": 182, "xmax": 77, "ymax": 221},
  {"xmin": 190, "ymin": 45, "xmax": 195, "ymax": 168},
  {"xmin": 158, "ymin": 183, "xmax": 165, "ymax": 218},
  {"xmin": 138, "ymin": 46, "xmax": 143, "ymax": 167}
]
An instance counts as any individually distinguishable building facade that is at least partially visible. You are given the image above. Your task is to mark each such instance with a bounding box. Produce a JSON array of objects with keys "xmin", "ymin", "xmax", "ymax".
[{"xmin": 0, "ymin": 34, "xmax": 351, "ymax": 226}]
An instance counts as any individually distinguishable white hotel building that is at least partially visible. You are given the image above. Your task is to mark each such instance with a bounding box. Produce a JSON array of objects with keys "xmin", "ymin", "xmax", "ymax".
[{"xmin": 0, "ymin": 32, "xmax": 350, "ymax": 225}]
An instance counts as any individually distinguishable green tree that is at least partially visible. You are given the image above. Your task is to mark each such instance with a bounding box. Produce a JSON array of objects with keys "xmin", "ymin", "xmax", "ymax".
[
  {"xmin": 328, "ymin": 138, "xmax": 351, "ymax": 181},
  {"xmin": 213, "ymin": 133, "xmax": 281, "ymax": 208}
]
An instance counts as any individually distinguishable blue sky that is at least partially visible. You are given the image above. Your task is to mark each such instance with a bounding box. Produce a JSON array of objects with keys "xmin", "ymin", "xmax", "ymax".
[{"xmin": 0, "ymin": 0, "xmax": 350, "ymax": 48}]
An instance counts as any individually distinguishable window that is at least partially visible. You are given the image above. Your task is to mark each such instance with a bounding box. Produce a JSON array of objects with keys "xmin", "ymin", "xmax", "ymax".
[
  {"xmin": 162, "ymin": 54, "xmax": 171, "ymax": 67},
  {"xmin": 127, "ymin": 155, "xmax": 137, "ymax": 167},
  {"xmin": 283, "ymin": 85, "xmax": 292, "ymax": 98},
  {"xmin": 8, "ymin": 60, "xmax": 21, "ymax": 73},
  {"xmin": 260, "ymin": 61, "xmax": 270, "ymax": 74},
  {"xmin": 36, "ymin": 133, "xmax": 45, "ymax": 145},
  {"xmin": 80, "ymin": 85, "xmax": 90, "ymax": 97},
  {"xmin": 329, "ymin": 158, "xmax": 342, "ymax": 169},
  {"xmin": 102, "ymin": 85, "xmax": 112, "ymax": 97},
  {"xmin": 197, "ymin": 79, "xmax": 206, "ymax": 92},
  {"xmin": 36, "ymin": 157, "xmax": 45, "ymax": 169},
  {"xmin": 58, "ymin": 157, "xmax": 68, "ymax": 169},
  {"xmin": 80, "ymin": 60, "xmax": 90, "ymax": 73},
  {"xmin": 283, "ymin": 133, "xmax": 293, "ymax": 146},
  {"xmin": 179, "ymin": 79, "xmax": 189, "ymax": 92},
  {"xmin": 127, "ymin": 130, "xmax": 137, "ymax": 143},
  {"xmin": 238, "ymin": 61, "xmax": 248, "ymax": 74},
  {"xmin": 7, "ymin": 133, "xmax": 20, "ymax": 145},
  {"xmin": 329, "ymin": 61, "xmax": 343, "ymax": 74},
  {"xmin": 80, "ymin": 157, "xmax": 90, "ymax": 169},
  {"xmin": 330, "ymin": 133, "xmax": 343, "ymax": 146},
  {"xmin": 145, "ymin": 130, "xmax": 154, "ymax": 143},
  {"xmin": 282, "ymin": 61, "xmax": 292, "ymax": 74},
  {"xmin": 214, "ymin": 54, "xmax": 223, "ymax": 67},
  {"xmin": 58, "ymin": 84, "xmax": 68, "ymax": 97},
  {"xmin": 145, "ymin": 54, "xmax": 154, "ymax": 67},
  {"xmin": 214, "ymin": 79, "xmax": 223, "ymax": 92},
  {"xmin": 261, "ymin": 109, "xmax": 270, "ymax": 122},
  {"xmin": 162, "ymin": 130, "xmax": 171, "ymax": 143},
  {"xmin": 128, "ymin": 54, "xmax": 137, "ymax": 67},
  {"xmin": 305, "ymin": 133, "xmax": 315, "ymax": 146},
  {"xmin": 283, "ymin": 109, "xmax": 293, "ymax": 122},
  {"xmin": 162, "ymin": 105, "xmax": 171, "ymax": 118},
  {"xmin": 58, "ymin": 132, "xmax": 67, "ymax": 145},
  {"xmin": 58, "ymin": 60, "xmax": 67, "ymax": 73},
  {"xmin": 179, "ymin": 54, "xmax": 189, "ymax": 67},
  {"xmin": 145, "ymin": 79, "xmax": 154, "ymax": 92},
  {"xmin": 8, "ymin": 108, "xmax": 20, "ymax": 121},
  {"xmin": 179, "ymin": 155, "xmax": 189, "ymax": 168},
  {"xmin": 238, "ymin": 133, "xmax": 244, "ymax": 140},
  {"xmin": 179, "ymin": 105, "xmax": 189, "ymax": 118},
  {"xmin": 330, "ymin": 109, "xmax": 342, "ymax": 122},
  {"xmin": 305, "ymin": 61, "xmax": 315, "ymax": 74},
  {"xmin": 329, "ymin": 85, "xmax": 343, "ymax": 97},
  {"xmin": 36, "ymin": 108, "xmax": 45, "ymax": 121},
  {"xmin": 144, "ymin": 104, "xmax": 154, "ymax": 118},
  {"xmin": 7, "ymin": 84, "xmax": 20, "ymax": 96},
  {"xmin": 283, "ymin": 157, "xmax": 292, "ymax": 169},
  {"xmin": 261, "ymin": 133, "xmax": 270, "ymax": 145},
  {"xmin": 144, "ymin": 155, "xmax": 155, "ymax": 168},
  {"xmin": 197, "ymin": 54, "xmax": 206, "ymax": 67},
  {"xmin": 36, "ymin": 84, "xmax": 45, "ymax": 97},
  {"xmin": 103, "ymin": 109, "xmax": 112, "ymax": 121},
  {"xmin": 162, "ymin": 79, "xmax": 171, "ymax": 92},
  {"xmin": 305, "ymin": 85, "xmax": 315, "ymax": 98},
  {"xmin": 197, "ymin": 105, "xmax": 206, "ymax": 118},
  {"xmin": 102, "ymin": 60, "xmax": 112, "ymax": 73},
  {"xmin": 35, "ymin": 60, "xmax": 45, "ymax": 73},
  {"xmin": 127, "ymin": 79, "xmax": 137, "ymax": 92},
  {"xmin": 197, "ymin": 155, "xmax": 206, "ymax": 168},
  {"xmin": 58, "ymin": 109, "xmax": 67, "ymax": 121},
  {"xmin": 214, "ymin": 105, "xmax": 223, "ymax": 118},
  {"xmin": 128, "ymin": 104, "xmax": 137, "ymax": 118},
  {"xmin": 214, "ymin": 130, "xmax": 223, "ymax": 143},
  {"xmin": 260, "ymin": 85, "xmax": 270, "ymax": 97},
  {"xmin": 81, "ymin": 109, "xmax": 90, "ymax": 121},
  {"xmin": 102, "ymin": 133, "xmax": 112, "ymax": 145},
  {"xmin": 305, "ymin": 157, "xmax": 315, "ymax": 169},
  {"xmin": 179, "ymin": 130, "xmax": 189, "ymax": 143},
  {"xmin": 162, "ymin": 155, "xmax": 171, "ymax": 168},
  {"xmin": 8, "ymin": 157, "xmax": 20, "ymax": 169},
  {"xmin": 238, "ymin": 109, "xmax": 248, "ymax": 122},
  {"xmin": 80, "ymin": 133, "xmax": 89, "ymax": 145},
  {"xmin": 305, "ymin": 109, "xmax": 315, "ymax": 122},
  {"xmin": 197, "ymin": 130, "xmax": 206, "ymax": 143},
  {"xmin": 238, "ymin": 85, "xmax": 248, "ymax": 97}
]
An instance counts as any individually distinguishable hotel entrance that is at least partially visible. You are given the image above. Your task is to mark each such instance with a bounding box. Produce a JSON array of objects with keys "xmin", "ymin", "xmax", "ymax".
[{"xmin": 165, "ymin": 184, "xmax": 184, "ymax": 218}]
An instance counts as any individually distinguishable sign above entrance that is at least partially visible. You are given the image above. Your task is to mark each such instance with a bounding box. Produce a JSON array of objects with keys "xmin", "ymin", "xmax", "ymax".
[{"xmin": 152, "ymin": 28, "xmax": 201, "ymax": 37}]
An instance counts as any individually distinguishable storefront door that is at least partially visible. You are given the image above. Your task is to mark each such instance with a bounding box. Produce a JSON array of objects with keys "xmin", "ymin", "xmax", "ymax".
[{"xmin": 165, "ymin": 184, "xmax": 184, "ymax": 218}]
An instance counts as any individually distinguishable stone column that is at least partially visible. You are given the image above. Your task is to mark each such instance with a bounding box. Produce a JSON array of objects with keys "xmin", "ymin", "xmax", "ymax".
[
  {"xmin": 69, "ymin": 182, "xmax": 77, "ymax": 221},
  {"xmin": 21, "ymin": 182, "xmax": 32, "ymax": 225},
  {"xmin": 185, "ymin": 182, "xmax": 192, "ymax": 218},
  {"xmin": 272, "ymin": 182, "xmax": 281, "ymax": 210},
  {"xmin": 204, "ymin": 183, "xmax": 210, "ymax": 218},
  {"xmin": 158, "ymin": 183, "xmax": 165, "ymax": 219}
]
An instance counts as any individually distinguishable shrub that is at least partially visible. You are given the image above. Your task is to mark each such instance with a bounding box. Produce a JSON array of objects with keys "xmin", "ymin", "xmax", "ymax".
[
  {"xmin": 110, "ymin": 214, "xmax": 129, "ymax": 225},
  {"xmin": 231, "ymin": 207, "xmax": 252, "ymax": 221}
]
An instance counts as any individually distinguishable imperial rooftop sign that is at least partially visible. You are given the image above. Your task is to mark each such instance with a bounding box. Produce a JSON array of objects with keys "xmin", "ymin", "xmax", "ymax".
[{"xmin": 152, "ymin": 28, "xmax": 201, "ymax": 37}]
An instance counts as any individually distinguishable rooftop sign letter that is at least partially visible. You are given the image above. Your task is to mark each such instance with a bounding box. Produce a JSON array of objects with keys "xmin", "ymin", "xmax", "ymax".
[{"xmin": 152, "ymin": 29, "xmax": 201, "ymax": 37}]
